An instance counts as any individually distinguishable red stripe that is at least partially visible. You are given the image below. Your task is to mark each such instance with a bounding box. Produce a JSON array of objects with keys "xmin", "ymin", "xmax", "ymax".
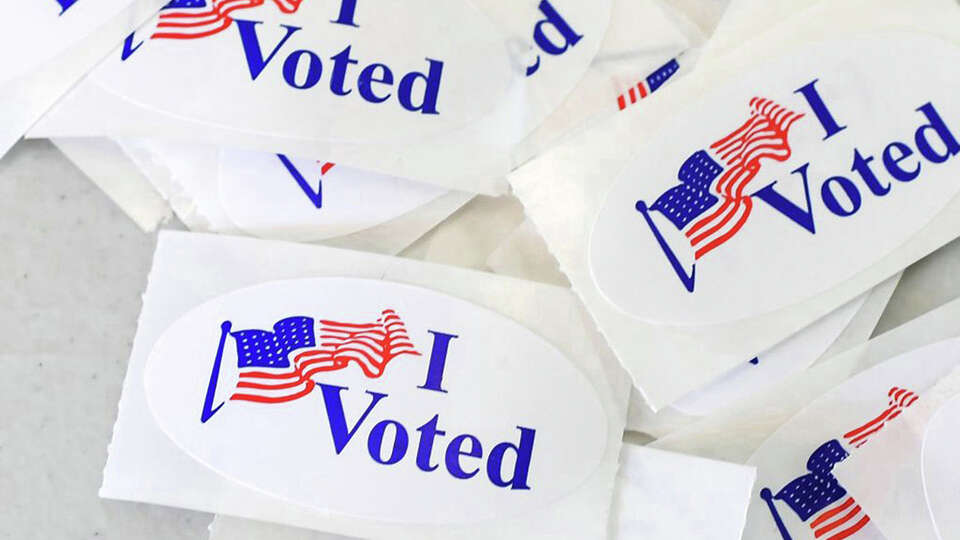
[
  {"xmin": 271, "ymin": 0, "xmax": 301, "ymax": 13},
  {"xmin": 152, "ymin": 0, "xmax": 263, "ymax": 40},
  {"xmin": 231, "ymin": 380, "xmax": 314, "ymax": 403},
  {"xmin": 239, "ymin": 370, "xmax": 298, "ymax": 380},
  {"xmin": 629, "ymin": 87, "xmax": 637, "ymax": 103},
  {"xmin": 236, "ymin": 377, "xmax": 306, "ymax": 390},
  {"xmin": 617, "ymin": 95, "xmax": 626, "ymax": 110},
  {"xmin": 844, "ymin": 406, "xmax": 895, "ymax": 440},
  {"xmin": 637, "ymin": 82, "xmax": 648, "ymax": 98},
  {"xmin": 689, "ymin": 199, "xmax": 740, "ymax": 246},
  {"xmin": 682, "ymin": 99, "xmax": 803, "ymax": 256},
  {"xmin": 810, "ymin": 498, "xmax": 855, "ymax": 529},
  {"xmin": 813, "ymin": 504, "xmax": 862, "ymax": 537},
  {"xmin": 152, "ymin": 17, "xmax": 231, "ymax": 39},
  {"xmin": 694, "ymin": 198, "xmax": 751, "ymax": 259},
  {"xmin": 824, "ymin": 516, "xmax": 870, "ymax": 540}
]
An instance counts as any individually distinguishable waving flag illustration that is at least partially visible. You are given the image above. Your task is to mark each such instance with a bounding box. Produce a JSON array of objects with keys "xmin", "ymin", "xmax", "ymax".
[
  {"xmin": 204, "ymin": 310, "xmax": 420, "ymax": 409},
  {"xmin": 616, "ymin": 58, "xmax": 681, "ymax": 111},
  {"xmin": 759, "ymin": 387, "xmax": 918, "ymax": 540},
  {"xmin": 636, "ymin": 97, "xmax": 805, "ymax": 292},
  {"xmin": 153, "ymin": 0, "xmax": 304, "ymax": 40}
]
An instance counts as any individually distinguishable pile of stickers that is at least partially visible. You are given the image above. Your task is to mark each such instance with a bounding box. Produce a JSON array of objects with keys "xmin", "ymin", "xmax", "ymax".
[{"xmin": 12, "ymin": 0, "xmax": 960, "ymax": 538}]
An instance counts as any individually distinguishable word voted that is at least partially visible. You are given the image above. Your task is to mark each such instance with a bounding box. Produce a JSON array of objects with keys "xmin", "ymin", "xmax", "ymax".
[
  {"xmin": 121, "ymin": 0, "xmax": 585, "ymax": 114},
  {"xmin": 319, "ymin": 383, "xmax": 535, "ymax": 490},
  {"xmin": 753, "ymin": 81, "xmax": 960, "ymax": 232},
  {"xmin": 236, "ymin": 20, "xmax": 445, "ymax": 115}
]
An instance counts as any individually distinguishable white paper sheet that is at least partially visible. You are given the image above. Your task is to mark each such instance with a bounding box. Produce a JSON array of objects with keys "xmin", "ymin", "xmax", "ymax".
[
  {"xmin": 611, "ymin": 443, "xmax": 755, "ymax": 540},
  {"xmin": 655, "ymin": 0, "xmax": 731, "ymax": 39},
  {"xmin": 508, "ymin": 0, "xmax": 960, "ymax": 410},
  {"xmin": 697, "ymin": 0, "xmax": 820, "ymax": 63},
  {"xmin": 399, "ymin": 195, "xmax": 527, "ymax": 271},
  {"xmin": 206, "ymin": 442, "xmax": 755, "ymax": 540},
  {"xmin": 651, "ymin": 287, "xmax": 960, "ymax": 464},
  {"xmin": 834, "ymin": 367, "xmax": 960, "ymax": 540},
  {"xmin": 103, "ymin": 231, "xmax": 630, "ymax": 540},
  {"xmin": 625, "ymin": 276, "xmax": 896, "ymax": 436},
  {"xmin": 485, "ymin": 219, "xmax": 569, "ymax": 286},
  {"xmin": 0, "ymin": 0, "xmax": 166, "ymax": 159}
]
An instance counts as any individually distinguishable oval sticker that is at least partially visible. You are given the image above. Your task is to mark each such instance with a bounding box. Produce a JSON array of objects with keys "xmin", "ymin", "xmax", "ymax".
[
  {"xmin": 743, "ymin": 337, "xmax": 960, "ymax": 540},
  {"xmin": 143, "ymin": 277, "xmax": 608, "ymax": 524},
  {"xmin": 590, "ymin": 33, "xmax": 960, "ymax": 325},
  {"xmin": 90, "ymin": 0, "xmax": 607, "ymax": 147},
  {"xmin": 218, "ymin": 149, "xmax": 446, "ymax": 242}
]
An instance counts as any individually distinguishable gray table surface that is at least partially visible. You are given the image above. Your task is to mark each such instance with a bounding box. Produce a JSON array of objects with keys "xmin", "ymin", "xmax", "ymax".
[{"xmin": 2, "ymin": 140, "xmax": 960, "ymax": 539}]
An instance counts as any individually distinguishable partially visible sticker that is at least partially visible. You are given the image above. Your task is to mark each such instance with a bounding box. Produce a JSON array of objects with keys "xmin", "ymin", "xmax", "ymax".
[
  {"xmin": 144, "ymin": 277, "xmax": 608, "ymax": 524},
  {"xmin": 590, "ymin": 33, "xmax": 960, "ymax": 326},
  {"xmin": 671, "ymin": 293, "xmax": 864, "ymax": 417},
  {"xmin": 218, "ymin": 149, "xmax": 447, "ymax": 242},
  {"xmin": 744, "ymin": 338, "xmax": 960, "ymax": 540},
  {"xmin": 89, "ymin": 0, "xmax": 610, "ymax": 147},
  {"xmin": 921, "ymin": 394, "xmax": 960, "ymax": 539}
]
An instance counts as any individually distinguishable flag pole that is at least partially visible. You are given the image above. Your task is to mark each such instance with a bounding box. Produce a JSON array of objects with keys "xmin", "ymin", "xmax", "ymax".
[
  {"xmin": 760, "ymin": 488, "xmax": 794, "ymax": 540},
  {"xmin": 635, "ymin": 200, "xmax": 697, "ymax": 292},
  {"xmin": 200, "ymin": 320, "xmax": 232, "ymax": 423}
]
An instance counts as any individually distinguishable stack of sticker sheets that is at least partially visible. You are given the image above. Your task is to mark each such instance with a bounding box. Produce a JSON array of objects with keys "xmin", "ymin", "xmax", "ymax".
[{"xmin": 6, "ymin": 0, "xmax": 960, "ymax": 538}]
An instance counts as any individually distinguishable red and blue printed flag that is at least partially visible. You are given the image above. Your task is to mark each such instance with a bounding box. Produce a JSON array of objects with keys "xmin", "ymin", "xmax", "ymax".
[
  {"xmin": 153, "ymin": 0, "xmax": 304, "ymax": 40},
  {"xmin": 226, "ymin": 310, "xmax": 421, "ymax": 404},
  {"xmin": 616, "ymin": 58, "xmax": 681, "ymax": 111},
  {"xmin": 760, "ymin": 387, "xmax": 918, "ymax": 540},
  {"xmin": 636, "ymin": 97, "xmax": 805, "ymax": 291}
]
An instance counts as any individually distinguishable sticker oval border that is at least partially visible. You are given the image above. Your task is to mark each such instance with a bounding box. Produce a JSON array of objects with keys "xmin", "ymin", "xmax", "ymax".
[{"xmin": 143, "ymin": 277, "xmax": 610, "ymax": 524}]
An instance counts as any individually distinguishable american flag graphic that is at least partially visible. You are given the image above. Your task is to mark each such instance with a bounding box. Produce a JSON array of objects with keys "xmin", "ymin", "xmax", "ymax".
[
  {"xmin": 842, "ymin": 386, "xmax": 918, "ymax": 448},
  {"xmin": 152, "ymin": 0, "xmax": 304, "ymax": 41},
  {"xmin": 760, "ymin": 387, "xmax": 918, "ymax": 540},
  {"xmin": 647, "ymin": 97, "xmax": 805, "ymax": 260},
  {"xmin": 228, "ymin": 310, "xmax": 420, "ymax": 404},
  {"xmin": 616, "ymin": 58, "xmax": 680, "ymax": 111}
]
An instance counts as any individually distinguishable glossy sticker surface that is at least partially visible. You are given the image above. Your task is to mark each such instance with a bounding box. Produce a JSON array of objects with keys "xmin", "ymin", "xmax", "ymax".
[
  {"xmin": 591, "ymin": 34, "xmax": 960, "ymax": 325},
  {"xmin": 144, "ymin": 277, "xmax": 608, "ymax": 524}
]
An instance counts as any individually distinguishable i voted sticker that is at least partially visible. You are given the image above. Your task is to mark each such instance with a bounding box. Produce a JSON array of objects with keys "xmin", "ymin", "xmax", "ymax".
[
  {"xmin": 218, "ymin": 149, "xmax": 447, "ymax": 242},
  {"xmin": 143, "ymin": 277, "xmax": 608, "ymax": 524},
  {"xmin": 744, "ymin": 338, "xmax": 960, "ymax": 540},
  {"xmin": 590, "ymin": 33, "xmax": 960, "ymax": 326},
  {"xmin": 92, "ymin": 0, "xmax": 609, "ymax": 147}
]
